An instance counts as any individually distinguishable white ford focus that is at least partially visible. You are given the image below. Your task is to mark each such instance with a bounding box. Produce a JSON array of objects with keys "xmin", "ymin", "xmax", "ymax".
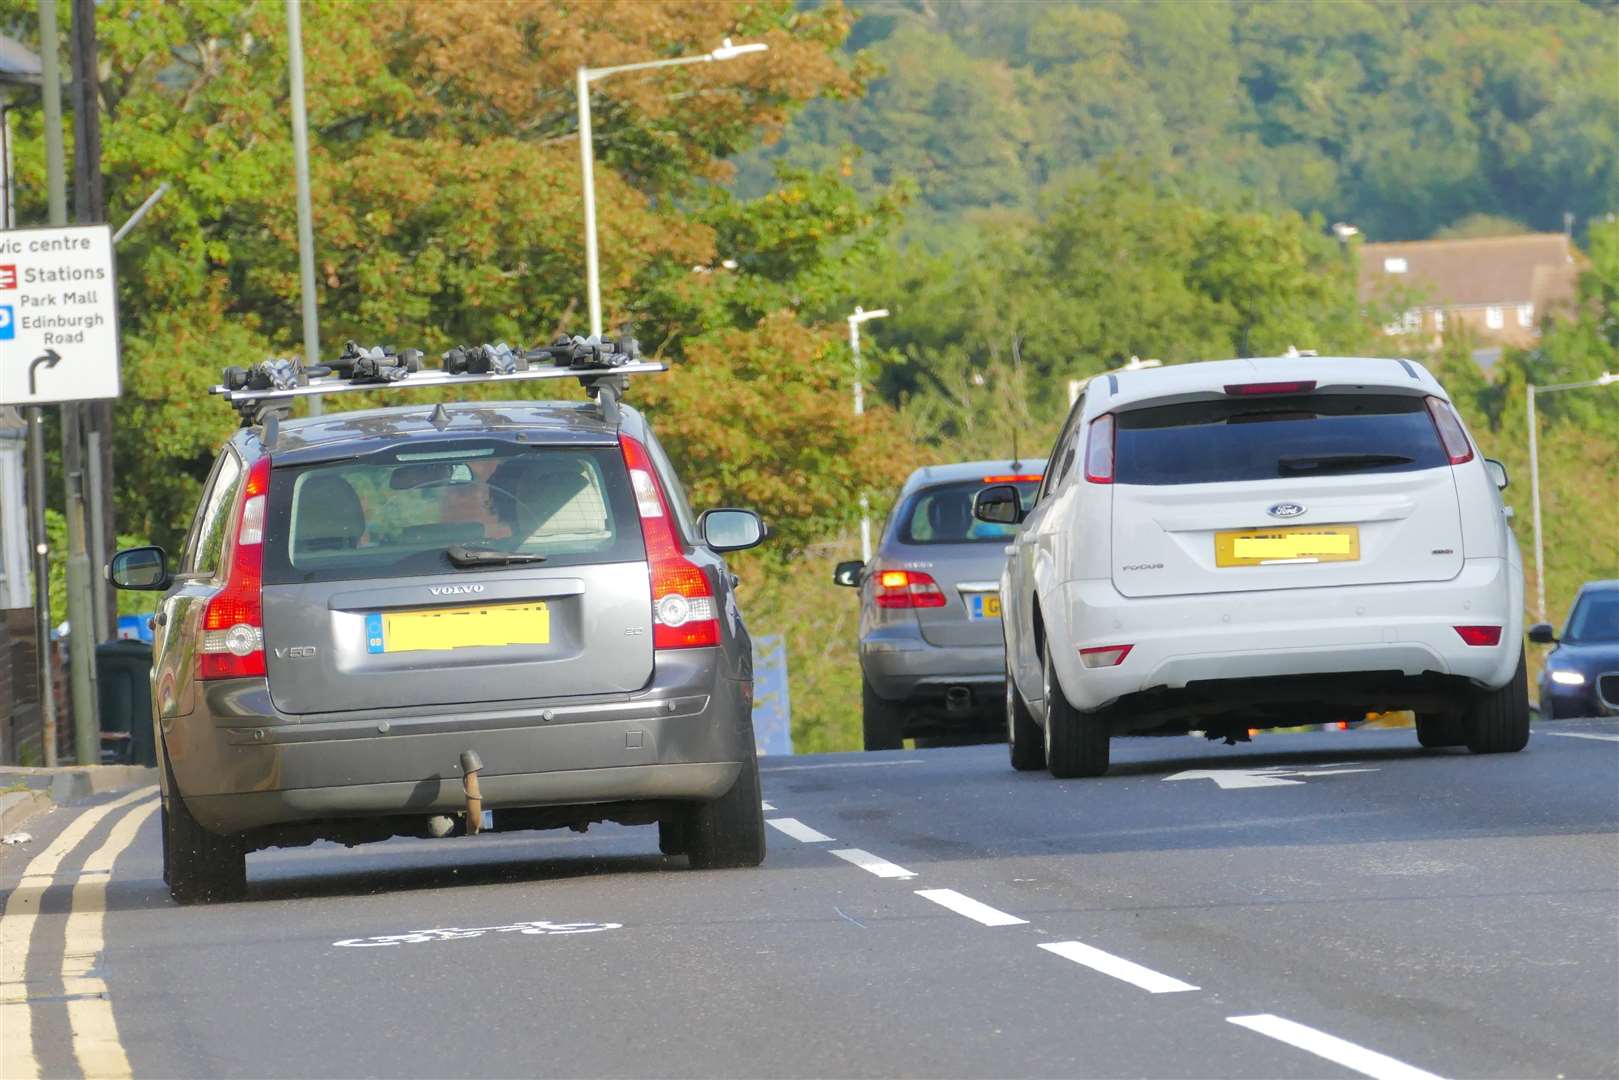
[{"xmin": 976, "ymin": 356, "xmax": 1528, "ymax": 778}]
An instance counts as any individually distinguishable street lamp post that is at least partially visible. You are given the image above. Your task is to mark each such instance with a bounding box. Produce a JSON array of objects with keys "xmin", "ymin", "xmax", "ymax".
[
  {"xmin": 1526, "ymin": 371, "xmax": 1617, "ymax": 623},
  {"xmin": 848, "ymin": 306, "xmax": 889, "ymax": 562},
  {"xmin": 576, "ymin": 38, "xmax": 767, "ymax": 338}
]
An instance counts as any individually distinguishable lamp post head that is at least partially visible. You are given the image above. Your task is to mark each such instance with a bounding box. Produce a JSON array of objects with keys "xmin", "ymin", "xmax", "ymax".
[
  {"xmin": 711, "ymin": 38, "xmax": 769, "ymax": 61},
  {"xmin": 849, "ymin": 307, "xmax": 890, "ymax": 325},
  {"xmin": 1599, "ymin": 372, "xmax": 1617, "ymax": 386}
]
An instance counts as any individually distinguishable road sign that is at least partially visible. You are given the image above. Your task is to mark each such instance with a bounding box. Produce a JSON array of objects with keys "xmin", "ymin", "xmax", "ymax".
[
  {"xmin": 0, "ymin": 224, "xmax": 121, "ymax": 406},
  {"xmin": 1162, "ymin": 763, "xmax": 1379, "ymax": 789}
]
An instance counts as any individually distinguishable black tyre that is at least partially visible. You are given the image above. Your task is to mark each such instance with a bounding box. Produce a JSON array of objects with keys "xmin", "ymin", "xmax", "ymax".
[
  {"xmin": 1007, "ymin": 661, "xmax": 1045, "ymax": 771},
  {"xmin": 657, "ymin": 817, "xmax": 688, "ymax": 857},
  {"xmin": 1043, "ymin": 645, "xmax": 1109, "ymax": 778},
  {"xmin": 1464, "ymin": 651, "xmax": 1531, "ymax": 754},
  {"xmin": 1415, "ymin": 713, "xmax": 1466, "ymax": 748},
  {"xmin": 162, "ymin": 749, "xmax": 247, "ymax": 905},
  {"xmin": 683, "ymin": 749, "xmax": 766, "ymax": 870},
  {"xmin": 862, "ymin": 677, "xmax": 905, "ymax": 751}
]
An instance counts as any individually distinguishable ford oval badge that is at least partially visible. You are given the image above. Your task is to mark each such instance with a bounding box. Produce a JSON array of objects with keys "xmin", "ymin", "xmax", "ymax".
[{"xmin": 1268, "ymin": 502, "xmax": 1306, "ymax": 519}]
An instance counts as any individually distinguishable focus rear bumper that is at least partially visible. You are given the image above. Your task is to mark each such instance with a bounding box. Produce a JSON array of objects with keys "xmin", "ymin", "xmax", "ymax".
[{"xmin": 1052, "ymin": 558, "xmax": 1521, "ymax": 713}]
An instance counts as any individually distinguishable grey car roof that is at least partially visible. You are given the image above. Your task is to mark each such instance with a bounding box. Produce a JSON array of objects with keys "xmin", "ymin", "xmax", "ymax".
[
  {"xmin": 898, "ymin": 459, "xmax": 1043, "ymax": 496},
  {"xmin": 244, "ymin": 400, "xmax": 640, "ymax": 464}
]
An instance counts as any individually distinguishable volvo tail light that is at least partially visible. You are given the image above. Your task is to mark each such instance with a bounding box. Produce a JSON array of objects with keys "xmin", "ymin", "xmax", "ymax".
[
  {"xmin": 620, "ymin": 435, "xmax": 720, "ymax": 648},
  {"xmin": 1084, "ymin": 414, "xmax": 1115, "ymax": 484},
  {"xmin": 1425, "ymin": 397, "xmax": 1475, "ymax": 465},
  {"xmin": 199, "ymin": 456, "xmax": 271, "ymax": 680},
  {"xmin": 874, "ymin": 570, "xmax": 948, "ymax": 609}
]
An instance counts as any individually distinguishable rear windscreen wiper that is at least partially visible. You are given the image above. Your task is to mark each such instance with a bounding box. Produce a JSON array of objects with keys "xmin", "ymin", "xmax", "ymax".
[
  {"xmin": 446, "ymin": 544, "xmax": 547, "ymax": 568},
  {"xmin": 1278, "ymin": 453, "xmax": 1415, "ymax": 476}
]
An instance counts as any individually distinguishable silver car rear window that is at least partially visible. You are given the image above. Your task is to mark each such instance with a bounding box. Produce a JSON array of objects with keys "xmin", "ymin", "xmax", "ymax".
[
  {"xmin": 262, "ymin": 441, "xmax": 644, "ymax": 584},
  {"xmin": 897, "ymin": 480, "xmax": 1039, "ymax": 545}
]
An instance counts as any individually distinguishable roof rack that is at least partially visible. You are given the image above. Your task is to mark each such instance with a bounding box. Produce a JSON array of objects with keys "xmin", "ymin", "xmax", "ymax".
[{"xmin": 212, "ymin": 334, "xmax": 664, "ymax": 430}]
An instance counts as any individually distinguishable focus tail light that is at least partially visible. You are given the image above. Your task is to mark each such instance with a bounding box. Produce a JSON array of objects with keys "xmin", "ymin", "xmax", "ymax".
[
  {"xmin": 1454, "ymin": 625, "xmax": 1501, "ymax": 647},
  {"xmin": 1078, "ymin": 643, "xmax": 1132, "ymax": 668},
  {"xmin": 1425, "ymin": 397, "xmax": 1475, "ymax": 465},
  {"xmin": 874, "ymin": 570, "xmax": 947, "ymax": 609},
  {"xmin": 1084, "ymin": 414, "xmax": 1115, "ymax": 484},
  {"xmin": 620, "ymin": 435, "xmax": 720, "ymax": 649},
  {"xmin": 199, "ymin": 456, "xmax": 271, "ymax": 680}
]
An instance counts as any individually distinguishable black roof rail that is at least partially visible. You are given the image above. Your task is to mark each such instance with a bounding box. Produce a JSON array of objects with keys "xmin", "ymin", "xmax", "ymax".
[{"xmin": 211, "ymin": 334, "xmax": 664, "ymax": 429}]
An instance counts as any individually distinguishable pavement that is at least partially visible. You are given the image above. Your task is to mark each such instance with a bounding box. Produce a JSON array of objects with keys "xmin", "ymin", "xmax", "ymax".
[{"xmin": 2, "ymin": 717, "xmax": 1615, "ymax": 1079}]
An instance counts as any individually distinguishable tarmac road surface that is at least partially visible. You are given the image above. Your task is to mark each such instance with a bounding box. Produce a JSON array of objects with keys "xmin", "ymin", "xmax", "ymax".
[{"xmin": 3, "ymin": 717, "xmax": 1615, "ymax": 1079}]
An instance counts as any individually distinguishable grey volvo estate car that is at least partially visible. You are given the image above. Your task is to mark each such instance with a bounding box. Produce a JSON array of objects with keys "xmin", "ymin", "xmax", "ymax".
[
  {"xmin": 110, "ymin": 344, "xmax": 768, "ymax": 903},
  {"xmin": 835, "ymin": 461, "xmax": 1041, "ymax": 750}
]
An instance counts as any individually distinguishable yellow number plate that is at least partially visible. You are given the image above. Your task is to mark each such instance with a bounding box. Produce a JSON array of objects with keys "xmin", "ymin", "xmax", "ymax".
[
  {"xmin": 379, "ymin": 601, "xmax": 550, "ymax": 652},
  {"xmin": 1214, "ymin": 526, "xmax": 1360, "ymax": 567}
]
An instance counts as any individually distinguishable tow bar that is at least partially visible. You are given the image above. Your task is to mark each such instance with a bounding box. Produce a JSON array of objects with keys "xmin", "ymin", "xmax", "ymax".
[{"xmin": 460, "ymin": 750, "xmax": 484, "ymax": 835}]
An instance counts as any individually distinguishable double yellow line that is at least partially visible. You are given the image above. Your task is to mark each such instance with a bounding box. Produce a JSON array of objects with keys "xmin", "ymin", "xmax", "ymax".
[{"xmin": 1, "ymin": 787, "xmax": 158, "ymax": 1080}]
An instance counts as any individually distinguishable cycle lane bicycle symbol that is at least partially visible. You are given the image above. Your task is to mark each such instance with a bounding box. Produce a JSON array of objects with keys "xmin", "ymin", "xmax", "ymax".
[{"xmin": 332, "ymin": 919, "xmax": 623, "ymax": 948}]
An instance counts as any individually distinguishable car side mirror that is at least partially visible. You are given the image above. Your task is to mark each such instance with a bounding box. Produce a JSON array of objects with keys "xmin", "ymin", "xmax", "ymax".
[
  {"xmin": 1527, "ymin": 622, "xmax": 1557, "ymax": 645},
  {"xmin": 699, "ymin": 509, "xmax": 766, "ymax": 553},
  {"xmin": 974, "ymin": 484, "xmax": 1024, "ymax": 526},
  {"xmin": 108, "ymin": 546, "xmax": 170, "ymax": 591},
  {"xmin": 1484, "ymin": 459, "xmax": 1509, "ymax": 490},
  {"xmin": 832, "ymin": 560, "xmax": 863, "ymax": 588}
]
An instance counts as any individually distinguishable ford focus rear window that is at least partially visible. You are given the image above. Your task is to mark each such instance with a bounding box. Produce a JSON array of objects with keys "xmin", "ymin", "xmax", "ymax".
[
  {"xmin": 262, "ymin": 441, "xmax": 643, "ymax": 584},
  {"xmin": 898, "ymin": 480, "xmax": 1040, "ymax": 544},
  {"xmin": 1114, "ymin": 393, "xmax": 1450, "ymax": 486}
]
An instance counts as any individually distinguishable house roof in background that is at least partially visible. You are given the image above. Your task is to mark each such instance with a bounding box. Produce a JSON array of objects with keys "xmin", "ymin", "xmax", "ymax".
[
  {"xmin": 0, "ymin": 33, "xmax": 42, "ymax": 89},
  {"xmin": 1359, "ymin": 233, "xmax": 1580, "ymax": 311}
]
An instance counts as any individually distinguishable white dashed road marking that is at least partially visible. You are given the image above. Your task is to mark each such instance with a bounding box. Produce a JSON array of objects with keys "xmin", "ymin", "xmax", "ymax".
[
  {"xmin": 760, "ymin": 760, "xmax": 925, "ymax": 772},
  {"xmin": 765, "ymin": 818, "xmax": 834, "ymax": 843},
  {"xmin": 829, "ymin": 848, "xmax": 917, "ymax": 879},
  {"xmin": 1038, "ymin": 939, "xmax": 1199, "ymax": 994},
  {"xmin": 1227, "ymin": 1014, "xmax": 1445, "ymax": 1080},
  {"xmin": 759, "ymin": 800, "xmax": 776, "ymax": 811},
  {"xmin": 1545, "ymin": 731, "xmax": 1619, "ymax": 742},
  {"xmin": 914, "ymin": 888, "xmax": 1028, "ymax": 927}
]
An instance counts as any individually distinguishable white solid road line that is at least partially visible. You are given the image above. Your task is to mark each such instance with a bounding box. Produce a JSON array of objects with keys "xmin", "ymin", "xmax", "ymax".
[
  {"xmin": 1545, "ymin": 731, "xmax": 1619, "ymax": 742},
  {"xmin": 1228, "ymin": 1014, "xmax": 1445, "ymax": 1080},
  {"xmin": 829, "ymin": 848, "xmax": 917, "ymax": 879},
  {"xmin": 914, "ymin": 888, "xmax": 1028, "ymax": 927},
  {"xmin": 63, "ymin": 798, "xmax": 159, "ymax": 1079},
  {"xmin": 0, "ymin": 787, "xmax": 156, "ymax": 1080},
  {"xmin": 765, "ymin": 817, "xmax": 835, "ymax": 843},
  {"xmin": 1038, "ymin": 940, "xmax": 1199, "ymax": 994}
]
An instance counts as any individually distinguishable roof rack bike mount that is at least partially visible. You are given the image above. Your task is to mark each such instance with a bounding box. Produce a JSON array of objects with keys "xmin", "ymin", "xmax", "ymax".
[{"xmin": 210, "ymin": 335, "xmax": 663, "ymax": 428}]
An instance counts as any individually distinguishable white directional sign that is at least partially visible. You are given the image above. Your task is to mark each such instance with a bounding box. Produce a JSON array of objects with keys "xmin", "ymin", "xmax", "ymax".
[
  {"xmin": 1162, "ymin": 762, "xmax": 1379, "ymax": 789},
  {"xmin": 0, "ymin": 224, "xmax": 121, "ymax": 406}
]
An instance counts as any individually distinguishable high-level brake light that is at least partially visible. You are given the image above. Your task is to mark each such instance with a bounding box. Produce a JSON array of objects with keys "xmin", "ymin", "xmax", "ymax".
[
  {"xmin": 1223, "ymin": 380, "xmax": 1317, "ymax": 396},
  {"xmin": 1425, "ymin": 397, "xmax": 1475, "ymax": 465},
  {"xmin": 1084, "ymin": 414, "xmax": 1115, "ymax": 484},
  {"xmin": 200, "ymin": 456, "xmax": 272, "ymax": 680},
  {"xmin": 1078, "ymin": 643, "xmax": 1133, "ymax": 668},
  {"xmin": 874, "ymin": 570, "xmax": 947, "ymax": 609},
  {"xmin": 620, "ymin": 435, "xmax": 720, "ymax": 648},
  {"xmin": 982, "ymin": 474, "xmax": 1043, "ymax": 484}
]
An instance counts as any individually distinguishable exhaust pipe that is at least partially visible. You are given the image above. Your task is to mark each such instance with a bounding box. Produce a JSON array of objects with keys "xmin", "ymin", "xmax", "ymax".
[
  {"xmin": 460, "ymin": 750, "xmax": 484, "ymax": 835},
  {"xmin": 945, "ymin": 686, "xmax": 973, "ymax": 713}
]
